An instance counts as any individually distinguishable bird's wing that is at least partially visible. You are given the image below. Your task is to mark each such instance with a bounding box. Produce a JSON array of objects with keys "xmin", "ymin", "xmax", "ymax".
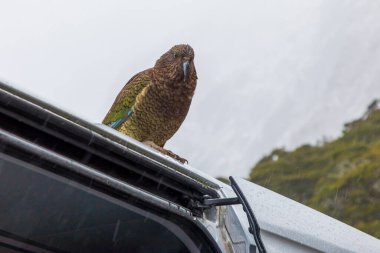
[{"xmin": 102, "ymin": 69, "xmax": 152, "ymax": 128}]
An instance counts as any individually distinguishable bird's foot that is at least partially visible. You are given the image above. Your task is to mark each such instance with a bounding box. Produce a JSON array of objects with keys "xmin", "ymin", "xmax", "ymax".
[
  {"xmin": 164, "ymin": 149, "xmax": 188, "ymax": 164},
  {"xmin": 143, "ymin": 141, "xmax": 188, "ymax": 164}
]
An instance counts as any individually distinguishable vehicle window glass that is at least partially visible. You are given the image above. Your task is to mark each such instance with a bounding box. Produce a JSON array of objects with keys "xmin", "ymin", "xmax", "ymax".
[{"xmin": 0, "ymin": 155, "xmax": 199, "ymax": 253}]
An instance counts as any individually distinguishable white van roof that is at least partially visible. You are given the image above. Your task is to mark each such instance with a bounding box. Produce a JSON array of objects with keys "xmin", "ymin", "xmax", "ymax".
[{"xmin": 233, "ymin": 178, "xmax": 380, "ymax": 253}]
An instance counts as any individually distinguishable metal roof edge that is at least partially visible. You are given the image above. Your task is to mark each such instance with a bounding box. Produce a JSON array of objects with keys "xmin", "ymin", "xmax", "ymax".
[{"xmin": 0, "ymin": 80, "xmax": 222, "ymax": 191}]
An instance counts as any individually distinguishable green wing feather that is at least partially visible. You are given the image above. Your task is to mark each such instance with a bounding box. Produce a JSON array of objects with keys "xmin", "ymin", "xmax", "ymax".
[{"xmin": 103, "ymin": 69, "xmax": 152, "ymax": 127}]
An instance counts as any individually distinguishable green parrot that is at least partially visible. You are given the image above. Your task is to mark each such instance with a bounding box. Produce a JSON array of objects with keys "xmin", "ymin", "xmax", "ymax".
[{"xmin": 103, "ymin": 44, "xmax": 197, "ymax": 163}]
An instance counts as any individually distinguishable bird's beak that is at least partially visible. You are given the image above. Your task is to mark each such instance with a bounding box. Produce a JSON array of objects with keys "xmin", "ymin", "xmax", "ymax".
[{"xmin": 183, "ymin": 61, "xmax": 190, "ymax": 82}]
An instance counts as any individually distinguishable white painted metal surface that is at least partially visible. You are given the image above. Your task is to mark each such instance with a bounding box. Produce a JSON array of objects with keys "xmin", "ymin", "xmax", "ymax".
[{"xmin": 232, "ymin": 178, "xmax": 380, "ymax": 253}]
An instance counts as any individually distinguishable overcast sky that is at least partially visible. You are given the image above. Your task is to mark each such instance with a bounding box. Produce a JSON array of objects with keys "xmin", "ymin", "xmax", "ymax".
[{"xmin": 1, "ymin": 0, "xmax": 380, "ymax": 177}]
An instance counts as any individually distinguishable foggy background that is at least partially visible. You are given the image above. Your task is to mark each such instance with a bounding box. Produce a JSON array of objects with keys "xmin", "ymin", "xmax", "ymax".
[{"xmin": 1, "ymin": 0, "xmax": 379, "ymax": 177}]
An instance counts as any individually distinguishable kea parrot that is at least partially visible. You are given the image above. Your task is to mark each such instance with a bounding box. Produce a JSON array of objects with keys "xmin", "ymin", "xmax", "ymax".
[{"xmin": 103, "ymin": 44, "xmax": 197, "ymax": 163}]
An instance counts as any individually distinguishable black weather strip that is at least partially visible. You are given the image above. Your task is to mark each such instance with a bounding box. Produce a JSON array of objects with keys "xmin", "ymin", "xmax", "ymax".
[{"xmin": 230, "ymin": 177, "xmax": 267, "ymax": 253}]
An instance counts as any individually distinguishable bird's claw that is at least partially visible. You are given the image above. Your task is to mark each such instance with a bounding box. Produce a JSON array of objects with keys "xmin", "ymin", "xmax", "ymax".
[
  {"xmin": 165, "ymin": 150, "xmax": 188, "ymax": 164},
  {"xmin": 143, "ymin": 141, "xmax": 188, "ymax": 164}
]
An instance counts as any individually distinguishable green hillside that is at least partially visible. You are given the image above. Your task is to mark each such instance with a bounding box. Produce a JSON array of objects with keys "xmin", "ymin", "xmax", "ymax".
[{"xmin": 249, "ymin": 100, "xmax": 380, "ymax": 239}]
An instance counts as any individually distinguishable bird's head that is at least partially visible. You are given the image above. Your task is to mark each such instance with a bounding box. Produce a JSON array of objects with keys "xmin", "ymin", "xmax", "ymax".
[{"xmin": 154, "ymin": 44, "xmax": 197, "ymax": 86}]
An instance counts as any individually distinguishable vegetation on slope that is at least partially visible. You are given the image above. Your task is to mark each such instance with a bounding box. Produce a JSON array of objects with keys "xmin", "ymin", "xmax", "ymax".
[{"xmin": 249, "ymin": 100, "xmax": 380, "ymax": 239}]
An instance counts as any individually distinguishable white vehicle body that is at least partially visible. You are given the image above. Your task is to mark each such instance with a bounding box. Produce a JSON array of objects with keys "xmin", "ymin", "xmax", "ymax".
[{"xmin": 1, "ymin": 82, "xmax": 379, "ymax": 253}]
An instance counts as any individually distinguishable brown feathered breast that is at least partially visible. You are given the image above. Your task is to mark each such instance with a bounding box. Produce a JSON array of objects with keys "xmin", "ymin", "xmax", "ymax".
[{"xmin": 116, "ymin": 44, "xmax": 197, "ymax": 147}]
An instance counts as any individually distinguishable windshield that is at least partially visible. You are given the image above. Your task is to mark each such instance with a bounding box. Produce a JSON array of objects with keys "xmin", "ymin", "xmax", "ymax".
[{"xmin": 0, "ymin": 154, "xmax": 207, "ymax": 253}]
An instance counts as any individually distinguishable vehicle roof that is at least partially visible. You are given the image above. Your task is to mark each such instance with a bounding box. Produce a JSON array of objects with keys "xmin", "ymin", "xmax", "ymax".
[{"xmin": 232, "ymin": 178, "xmax": 380, "ymax": 253}]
